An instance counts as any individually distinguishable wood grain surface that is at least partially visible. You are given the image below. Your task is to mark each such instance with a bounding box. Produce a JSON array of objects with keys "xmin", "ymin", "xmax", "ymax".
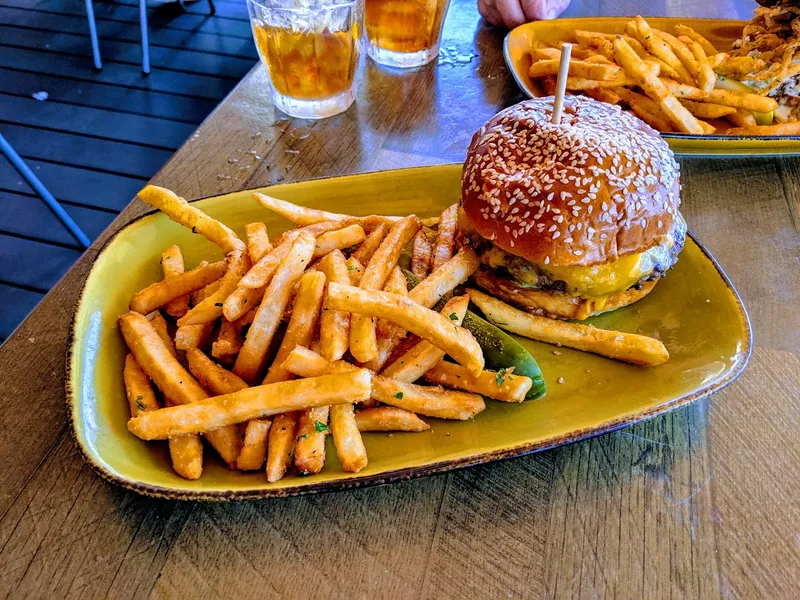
[{"xmin": 1, "ymin": 0, "xmax": 798, "ymax": 598}]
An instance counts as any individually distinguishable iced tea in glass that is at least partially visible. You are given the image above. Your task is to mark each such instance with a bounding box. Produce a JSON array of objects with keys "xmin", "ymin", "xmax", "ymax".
[
  {"xmin": 246, "ymin": 0, "xmax": 359, "ymax": 119},
  {"xmin": 364, "ymin": 0, "xmax": 450, "ymax": 68}
]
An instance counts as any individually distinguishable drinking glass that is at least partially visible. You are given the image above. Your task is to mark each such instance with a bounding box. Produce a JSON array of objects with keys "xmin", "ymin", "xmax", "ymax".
[
  {"xmin": 246, "ymin": 0, "xmax": 360, "ymax": 119},
  {"xmin": 364, "ymin": 0, "xmax": 450, "ymax": 68}
]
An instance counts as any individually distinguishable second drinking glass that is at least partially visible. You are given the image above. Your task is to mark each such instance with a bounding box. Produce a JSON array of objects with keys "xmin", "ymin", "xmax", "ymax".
[{"xmin": 364, "ymin": 0, "xmax": 451, "ymax": 68}]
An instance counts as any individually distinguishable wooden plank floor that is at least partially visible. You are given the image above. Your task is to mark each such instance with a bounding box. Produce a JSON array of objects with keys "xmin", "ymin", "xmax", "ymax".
[{"xmin": 0, "ymin": 0, "xmax": 258, "ymax": 343}]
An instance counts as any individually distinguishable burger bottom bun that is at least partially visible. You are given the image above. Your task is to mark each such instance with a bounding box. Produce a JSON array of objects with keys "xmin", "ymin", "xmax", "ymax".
[{"xmin": 473, "ymin": 269, "xmax": 659, "ymax": 321}]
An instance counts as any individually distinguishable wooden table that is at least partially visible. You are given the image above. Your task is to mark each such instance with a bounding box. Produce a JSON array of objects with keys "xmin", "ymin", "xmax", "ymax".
[{"xmin": 2, "ymin": 0, "xmax": 798, "ymax": 597}]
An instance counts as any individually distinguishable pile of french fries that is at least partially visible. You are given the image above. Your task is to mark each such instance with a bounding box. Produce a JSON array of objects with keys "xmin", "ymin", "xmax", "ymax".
[
  {"xmin": 527, "ymin": 15, "xmax": 800, "ymax": 136},
  {"xmin": 120, "ymin": 187, "xmax": 541, "ymax": 482}
]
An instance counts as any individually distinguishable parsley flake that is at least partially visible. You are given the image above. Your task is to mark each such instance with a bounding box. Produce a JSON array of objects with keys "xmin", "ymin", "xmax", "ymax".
[
  {"xmin": 314, "ymin": 421, "xmax": 329, "ymax": 433},
  {"xmin": 495, "ymin": 367, "xmax": 514, "ymax": 387},
  {"xmin": 449, "ymin": 313, "xmax": 458, "ymax": 320},
  {"xmin": 346, "ymin": 265, "xmax": 357, "ymax": 271},
  {"xmin": 297, "ymin": 433, "xmax": 309, "ymax": 441},
  {"xmin": 394, "ymin": 392, "xmax": 404, "ymax": 399},
  {"xmin": 135, "ymin": 395, "xmax": 146, "ymax": 411}
]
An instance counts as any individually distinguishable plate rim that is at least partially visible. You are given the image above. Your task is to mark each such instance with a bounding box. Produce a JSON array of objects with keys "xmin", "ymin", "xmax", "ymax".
[
  {"xmin": 66, "ymin": 164, "xmax": 753, "ymax": 501},
  {"xmin": 502, "ymin": 16, "xmax": 800, "ymax": 150}
]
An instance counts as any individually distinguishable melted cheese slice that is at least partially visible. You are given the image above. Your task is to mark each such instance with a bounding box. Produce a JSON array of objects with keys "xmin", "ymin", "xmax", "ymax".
[{"xmin": 482, "ymin": 242, "xmax": 672, "ymax": 298}]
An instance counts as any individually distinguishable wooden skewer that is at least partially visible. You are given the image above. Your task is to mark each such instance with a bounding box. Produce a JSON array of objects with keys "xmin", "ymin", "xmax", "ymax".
[{"xmin": 551, "ymin": 42, "xmax": 573, "ymax": 125}]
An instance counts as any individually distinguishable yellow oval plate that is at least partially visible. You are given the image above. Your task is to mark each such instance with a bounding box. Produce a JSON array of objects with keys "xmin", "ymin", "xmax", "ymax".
[
  {"xmin": 504, "ymin": 17, "xmax": 800, "ymax": 156},
  {"xmin": 68, "ymin": 164, "xmax": 751, "ymax": 500}
]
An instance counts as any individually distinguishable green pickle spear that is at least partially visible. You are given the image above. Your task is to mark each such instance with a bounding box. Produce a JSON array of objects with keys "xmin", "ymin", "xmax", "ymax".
[
  {"xmin": 403, "ymin": 269, "xmax": 546, "ymax": 400},
  {"xmin": 715, "ymin": 74, "xmax": 774, "ymax": 125}
]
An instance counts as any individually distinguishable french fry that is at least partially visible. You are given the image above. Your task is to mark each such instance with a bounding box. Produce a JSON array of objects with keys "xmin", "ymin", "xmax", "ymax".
[
  {"xmin": 148, "ymin": 313, "xmax": 176, "ymax": 357},
  {"xmin": 166, "ymin": 434, "xmax": 204, "ymax": 481},
  {"xmin": 245, "ymin": 222, "xmax": 272, "ymax": 264},
  {"xmin": 326, "ymin": 283, "xmax": 485, "ymax": 376},
  {"xmin": 222, "ymin": 286, "xmax": 263, "ymax": 322},
  {"xmin": 381, "ymin": 296, "xmax": 469, "ymax": 382},
  {"xmin": 726, "ymin": 108, "xmax": 757, "ymax": 128},
  {"xmin": 263, "ymin": 270, "xmax": 326, "ymax": 384},
  {"xmin": 531, "ymin": 46, "xmax": 562, "ymax": 61},
  {"xmin": 584, "ymin": 87, "xmax": 623, "ymax": 105},
  {"xmin": 253, "ymin": 192, "xmax": 401, "ymax": 229},
  {"xmin": 345, "ymin": 257, "xmax": 364, "ymax": 285},
  {"xmin": 430, "ymin": 203, "xmax": 458, "ymax": 271},
  {"xmin": 529, "ymin": 58, "xmax": 623, "ymax": 81},
  {"xmin": 467, "ymin": 289, "xmax": 669, "ymax": 366},
  {"xmin": 234, "ymin": 232, "xmax": 315, "ymax": 382},
  {"xmin": 411, "ymin": 230, "xmax": 433, "ymax": 278},
  {"xmin": 408, "ymin": 247, "xmax": 480, "ymax": 308},
  {"xmin": 192, "ymin": 279, "xmax": 221, "ymax": 306},
  {"xmin": 423, "ymin": 362, "xmax": 532, "ymax": 403},
  {"xmin": 660, "ymin": 79, "xmax": 707, "ymax": 100},
  {"xmin": 539, "ymin": 76, "xmax": 557, "ymax": 95},
  {"xmin": 237, "ymin": 419, "xmax": 271, "ymax": 471},
  {"xmin": 294, "ymin": 406, "xmax": 330, "ymax": 475},
  {"xmin": 372, "ymin": 377, "xmax": 485, "ymax": 420},
  {"xmin": 683, "ymin": 37, "xmax": 715, "ymax": 93},
  {"xmin": 566, "ymin": 74, "xmax": 634, "ymax": 90},
  {"xmin": 186, "ymin": 346, "xmax": 265, "ymax": 470},
  {"xmin": 330, "ymin": 403, "xmax": 367, "ymax": 473},
  {"xmin": 355, "ymin": 407, "xmax": 429, "ymax": 432},
  {"xmin": 175, "ymin": 322, "xmax": 214, "ymax": 351},
  {"xmin": 312, "ymin": 224, "xmax": 365, "ymax": 259},
  {"xmin": 632, "ymin": 16, "xmax": 694, "ymax": 85},
  {"xmin": 317, "ymin": 250, "xmax": 351, "ymax": 361},
  {"xmin": 679, "ymin": 99, "xmax": 737, "ymax": 119},
  {"xmin": 377, "ymin": 267, "xmax": 408, "ymax": 338},
  {"xmin": 137, "ymin": 185, "xmax": 245, "ymax": 254},
  {"xmin": 178, "ymin": 249, "xmax": 251, "ymax": 326},
  {"xmin": 654, "ymin": 30, "xmax": 704, "ymax": 88},
  {"xmin": 673, "ymin": 24, "xmax": 718, "ymax": 57},
  {"xmin": 616, "ymin": 87, "xmax": 677, "ymax": 132},
  {"xmin": 613, "ymin": 36, "xmax": 705, "ymax": 134},
  {"xmin": 129, "ymin": 260, "xmax": 226, "ymax": 314},
  {"xmin": 555, "ymin": 40, "xmax": 592, "ymax": 59},
  {"xmin": 211, "ymin": 318, "xmax": 243, "ymax": 359},
  {"xmin": 266, "ymin": 412, "xmax": 300, "ymax": 482},
  {"xmin": 700, "ymin": 88, "xmax": 778, "ymax": 113},
  {"xmin": 281, "ymin": 348, "xmax": 484, "ymax": 420},
  {"xmin": 350, "ymin": 216, "xmax": 421, "ymax": 363},
  {"xmin": 119, "ymin": 312, "xmax": 241, "ymax": 468},
  {"xmin": 724, "ymin": 123, "xmax": 800, "ymax": 136},
  {"xmin": 362, "ymin": 248, "xmax": 480, "ymax": 372},
  {"xmin": 708, "ymin": 52, "xmax": 728, "ymax": 69},
  {"xmin": 351, "ymin": 223, "xmax": 388, "ymax": 265},
  {"xmin": 161, "ymin": 245, "xmax": 189, "ymax": 317},
  {"xmin": 281, "ymin": 346, "xmax": 331, "ymax": 378},
  {"xmin": 124, "ymin": 354, "xmax": 160, "ymax": 416},
  {"xmin": 239, "ymin": 231, "xmax": 300, "ymax": 289},
  {"xmin": 185, "ymin": 348, "xmax": 248, "ymax": 395},
  {"xmin": 127, "ymin": 370, "xmax": 373, "ymax": 439},
  {"xmin": 574, "ymin": 30, "xmax": 647, "ymax": 58}
]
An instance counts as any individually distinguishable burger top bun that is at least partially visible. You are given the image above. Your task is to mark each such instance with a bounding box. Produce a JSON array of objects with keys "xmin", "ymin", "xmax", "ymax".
[{"xmin": 461, "ymin": 96, "xmax": 681, "ymax": 267}]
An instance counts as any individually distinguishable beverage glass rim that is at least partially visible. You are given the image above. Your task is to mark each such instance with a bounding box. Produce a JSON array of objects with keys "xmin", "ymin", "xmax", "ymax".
[{"xmin": 246, "ymin": 0, "xmax": 358, "ymax": 13}]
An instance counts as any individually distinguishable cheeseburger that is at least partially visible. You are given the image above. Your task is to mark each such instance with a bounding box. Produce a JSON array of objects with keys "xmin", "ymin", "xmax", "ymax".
[{"xmin": 460, "ymin": 96, "xmax": 686, "ymax": 321}]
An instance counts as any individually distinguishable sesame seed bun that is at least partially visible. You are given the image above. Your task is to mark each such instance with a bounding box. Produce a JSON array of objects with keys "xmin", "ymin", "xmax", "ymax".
[{"xmin": 461, "ymin": 96, "xmax": 681, "ymax": 267}]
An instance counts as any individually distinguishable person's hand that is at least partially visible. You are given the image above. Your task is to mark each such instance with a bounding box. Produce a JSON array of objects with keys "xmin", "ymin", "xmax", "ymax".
[{"xmin": 478, "ymin": 0, "xmax": 571, "ymax": 28}]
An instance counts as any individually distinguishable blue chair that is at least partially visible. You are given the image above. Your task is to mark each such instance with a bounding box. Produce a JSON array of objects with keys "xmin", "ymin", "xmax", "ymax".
[
  {"xmin": 83, "ymin": 0, "xmax": 216, "ymax": 75},
  {"xmin": 0, "ymin": 133, "xmax": 90, "ymax": 249}
]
